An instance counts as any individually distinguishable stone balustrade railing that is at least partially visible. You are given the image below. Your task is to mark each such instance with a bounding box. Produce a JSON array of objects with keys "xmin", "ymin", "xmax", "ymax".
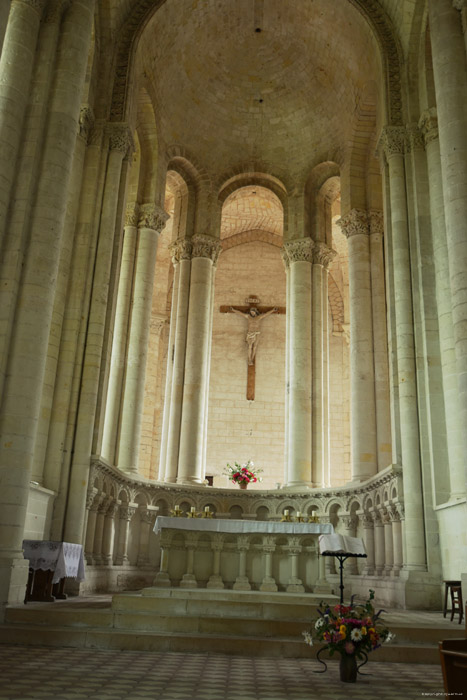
[{"xmin": 81, "ymin": 458, "xmax": 405, "ymax": 600}]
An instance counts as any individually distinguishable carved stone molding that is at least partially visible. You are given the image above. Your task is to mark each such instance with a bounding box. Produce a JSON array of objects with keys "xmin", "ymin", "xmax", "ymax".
[
  {"xmin": 138, "ymin": 203, "xmax": 169, "ymax": 233},
  {"xmin": 78, "ymin": 106, "xmax": 95, "ymax": 143},
  {"xmin": 369, "ymin": 210, "xmax": 384, "ymax": 237},
  {"xmin": 191, "ymin": 234, "xmax": 222, "ymax": 264},
  {"xmin": 313, "ymin": 241, "xmax": 337, "ymax": 268},
  {"xmin": 106, "ymin": 123, "xmax": 134, "ymax": 156},
  {"xmin": 139, "ymin": 508, "xmax": 155, "ymax": 525},
  {"xmin": 379, "ymin": 125, "xmax": 406, "ymax": 159},
  {"xmin": 124, "ymin": 202, "xmax": 140, "ymax": 227},
  {"xmin": 419, "ymin": 107, "xmax": 439, "ymax": 146},
  {"xmin": 283, "ymin": 237, "xmax": 314, "ymax": 264},
  {"xmin": 169, "ymin": 237, "xmax": 193, "ymax": 264},
  {"xmin": 337, "ymin": 209, "xmax": 369, "ymax": 238},
  {"xmin": 406, "ymin": 124, "xmax": 425, "ymax": 153}
]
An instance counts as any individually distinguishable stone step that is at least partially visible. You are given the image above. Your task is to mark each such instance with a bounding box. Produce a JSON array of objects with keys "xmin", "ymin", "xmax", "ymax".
[{"xmin": 0, "ymin": 622, "xmax": 441, "ymax": 664}]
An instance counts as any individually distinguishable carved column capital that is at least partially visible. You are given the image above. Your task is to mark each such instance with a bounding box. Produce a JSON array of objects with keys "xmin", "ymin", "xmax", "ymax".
[
  {"xmin": 124, "ymin": 202, "xmax": 140, "ymax": 227},
  {"xmin": 419, "ymin": 107, "xmax": 439, "ymax": 146},
  {"xmin": 138, "ymin": 204, "xmax": 169, "ymax": 233},
  {"xmin": 106, "ymin": 502, "xmax": 119, "ymax": 519},
  {"xmin": 237, "ymin": 534, "xmax": 250, "ymax": 551},
  {"xmin": 169, "ymin": 237, "xmax": 193, "ymax": 264},
  {"xmin": 337, "ymin": 209, "xmax": 369, "ymax": 238},
  {"xmin": 106, "ymin": 123, "xmax": 134, "ymax": 157},
  {"xmin": 313, "ymin": 242, "xmax": 336, "ymax": 268},
  {"xmin": 379, "ymin": 125, "xmax": 406, "ymax": 160},
  {"xmin": 78, "ymin": 106, "xmax": 95, "ymax": 143},
  {"xmin": 341, "ymin": 515, "xmax": 358, "ymax": 530},
  {"xmin": 369, "ymin": 210, "xmax": 384, "ymax": 238},
  {"xmin": 191, "ymin": 234, "xmax": 222, "ymax": 263},
  {"xmin": 371, "ymin": 510, "xmax": 382, "ymax": 526},
  {"xmin": 361, "ymin": 513, "xmax": 374, "ymax": 528},
  {"xmin": 119, "ymin": 505, "xmax": 137, "ymax": 521},
  {"xmin": 283, "ymin": 237, "xmax": 314, "ymax": 264},
  {"xmin": 211, "ymin": 534, "xmax": 224, "ymax": 551},
  {"xmin": 406, "ymin": 124, "xmax": 425, "ymax": 153}
]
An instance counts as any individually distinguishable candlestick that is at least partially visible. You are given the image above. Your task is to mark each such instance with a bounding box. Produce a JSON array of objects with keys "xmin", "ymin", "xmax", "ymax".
[
  {"xmin": 204, "ymin": 506, "xmax": 209, "ymax": 512},
  {"xmin": 296, "ymin": 511, "xmax": 301, "ymax": 518},
  {"xmin": 174, "ymin": 505, "xmax": 180, "ymax": 511},
  {"xmin": 191, "ymin": 507, "xmax": 196, "ymax": 513},
  {"xmin": 284, "ymin": 509, "xmax": 289, "ymax": 516}
]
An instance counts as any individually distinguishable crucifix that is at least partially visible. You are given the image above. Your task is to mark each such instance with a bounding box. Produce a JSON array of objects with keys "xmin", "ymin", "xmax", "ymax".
[{"xmin": 220, "ymin": 296, "xmax": 286, "ymax": 400}]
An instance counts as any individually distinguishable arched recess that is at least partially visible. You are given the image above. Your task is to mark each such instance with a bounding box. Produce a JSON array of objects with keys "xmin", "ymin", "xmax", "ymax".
[{"xmin": 305, "ymin": 162, "xmax": 340, "ymax": 244}]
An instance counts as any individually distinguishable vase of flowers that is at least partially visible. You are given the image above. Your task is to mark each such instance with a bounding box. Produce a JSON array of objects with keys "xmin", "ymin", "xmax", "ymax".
[
  {"xmin": 302, "ymin": 590, "xmax": 394, "ymax": 683},
  {"xmin": 223, "ymin": 460, "xmax": 263, "ymax": 488}
]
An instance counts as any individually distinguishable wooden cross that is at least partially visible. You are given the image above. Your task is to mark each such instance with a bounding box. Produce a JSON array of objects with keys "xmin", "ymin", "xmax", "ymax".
[{"xmin": 220, "ymin": 296, "xmax": 286, "ymax": 400}]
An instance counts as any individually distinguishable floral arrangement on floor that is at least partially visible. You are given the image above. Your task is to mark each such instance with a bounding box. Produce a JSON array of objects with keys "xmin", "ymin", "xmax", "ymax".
[
  {"xmin": 223, "ymin": 460, "xmax": 263, "ymax": 485},
  {"xmin": 302, "ymin": 590, "xmax": 394, "ymax": 659}
]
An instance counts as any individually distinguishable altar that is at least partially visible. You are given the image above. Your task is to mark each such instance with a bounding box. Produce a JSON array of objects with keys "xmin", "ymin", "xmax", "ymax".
[{"xmin": 151, "ymin": 516, "xmax": 333, "ymax": 593}]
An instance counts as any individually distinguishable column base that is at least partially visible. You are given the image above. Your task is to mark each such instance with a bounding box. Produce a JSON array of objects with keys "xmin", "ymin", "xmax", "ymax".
[
  {"xmin": 176, "ymin": 477, "xmax": 204, "ymax": 486},
  {"xmin": 313, "ymin": 580, "xmax": 332, "ymax": 595},
  {"xmin": 207, "ymin": 574, "xmax": 224, "ymax": 589},
  {"xmin": 153, "ymin": 571, "xmax": 171, "ymax": 587},
  {"xmin": 0, "ymin": 552, "xmax": 30, "ymax": 621},
  {"xmin": 180, "ymin": 573, "xmax": 197, "ymax": 588},
  {"xmin": 260, "ymin": 577, "xmax": 278, "ymax": 592},
  {"xmin": 286, "ymin": 580, "xmax": 305, "ymax": 593},
  {"xmin": 282, "ymin": 481, "xmax": 314, "ymax": 490},
  {"xmin": 233, "ymin": 576, "xmax": 251, "ymax": 591}
]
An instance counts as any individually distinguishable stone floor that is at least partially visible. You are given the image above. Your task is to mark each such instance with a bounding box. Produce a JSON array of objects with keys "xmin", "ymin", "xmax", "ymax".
[{"xmin": 0, "ymin": 645, "xmax": 445, "ymax": 700}]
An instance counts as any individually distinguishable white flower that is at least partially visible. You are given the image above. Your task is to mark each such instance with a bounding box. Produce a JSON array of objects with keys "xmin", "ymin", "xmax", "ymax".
[
  {"xmin": 302, "ymin": 631, "xmax": 313, "ymax": 646},
  {"xmin": 384, "ymin": 632, "xmax": 396, "ymax": 643},
  {"xmin": 315, "ymin": 618, "xmax": 325, "ymax": 630},
  {"xmin": 350, "ymin": 628, "xmax": 363, "ymax": 641}
]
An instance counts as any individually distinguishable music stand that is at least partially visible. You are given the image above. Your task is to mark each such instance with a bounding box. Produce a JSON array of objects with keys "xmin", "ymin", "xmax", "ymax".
[{"xmin": 319, "ymin": 535, "xmax": 367, "ymax": 604}]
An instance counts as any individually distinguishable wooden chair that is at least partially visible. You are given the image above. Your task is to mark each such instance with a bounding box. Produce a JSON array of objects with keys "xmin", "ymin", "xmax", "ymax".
[
  {"xmin": 450, "ymin": 585, "xmax": 464, "ymax": 624},
  {"xmin": 439, "ymin": 639, "xmax": 467, "ymax": 693},
  {"xmin": 443, "ymin": 580, "xmax": 462, "ymax": 618}
]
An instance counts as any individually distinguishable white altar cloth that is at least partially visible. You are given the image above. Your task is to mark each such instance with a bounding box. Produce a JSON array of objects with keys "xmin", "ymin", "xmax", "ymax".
[
  {"xmin": 153, "ymin": 516, "xmax": 333, "ymax": 536},
  {"xmin": 22, "ymin": 540, "xmax": 86, "ymax": 584}
]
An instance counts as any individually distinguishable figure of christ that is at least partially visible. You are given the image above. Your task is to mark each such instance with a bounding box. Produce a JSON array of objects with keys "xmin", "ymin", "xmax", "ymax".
[{"xmin": 230, "ymin": 306, "xmax": 278, "ymax": 365}]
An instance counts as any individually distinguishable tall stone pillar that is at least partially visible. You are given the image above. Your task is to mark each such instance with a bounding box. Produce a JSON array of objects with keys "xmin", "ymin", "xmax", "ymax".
[
  {"xmin": 160, "ymin": 239, "xmax": 192, "ymax": 482},
  {"xmin": 380, "ymin": 126, "xmax": 426, "ymax": 571},
  {"xmin": 0, "ymin": 0, "xmax": 95, "ymax": 613},
  {"xmin": 372, "ymin": 510, "xmax": 385, "ymax": 576},
  {"xmin": 419, "ymin": 108, "xmax": 465, "ymax": 499},
  {"xmin": 312, "ymin": 242, "xmax": 336, "ymax": 486},
  {"xmin": 101, "ymin": 203, "xmax": 139, "ymax": 464},
  {"xmin": 115, "ymin": 504, "xmax": 136, "ymax": 566},
  {"xmin": 0, "ymin": 0, "xmax": 45, "ymax": 250},
  {"xmin": 369, "ymin": 211, "xmax": 392, "ymax": 470},
  {"xmin": 177, "ymin": 234, "xmax": 221, "ymax": 484},
  {"xmin": 430, "ymin": 0, "xmax": 467, "ymax": 455},
  {"xmin": 117, "ymin": 204, "xmax": 168, "ymax": 474},
  {"xmin": 64, "ymin": 124, "xmax": 133, "ymax": 546},
  {"xmin": 338, "ymin": 209, "xmax": 377, "ymax": 482},
  {"xmin": 283, "ymin": 238, "xmax": 313, "ymax": 487},
  {"xmin": 360, "ymin": 512, "xmax": 375, "ymax": 575}
]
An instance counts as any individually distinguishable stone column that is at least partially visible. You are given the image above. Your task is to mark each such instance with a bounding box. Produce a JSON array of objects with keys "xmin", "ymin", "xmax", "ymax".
[
  {"xmin": 341, "ymin": 515, "xmax": 358, "ymax": 574},
  {"xmin": 207, "ymin": 534, "xmax": 224, "ymax": 589},
  {"xmin": 92, "ymin": 498, "xmax": 109, "ymax": 566},
  {"xmin": 382, "ymin": 508, "xmax": 394, "ymax": 576},
  {"xmin": 372, "ymin": 510, "xmax": 385, "ymax": 576},
  {"xmin": 180, "ymin": 533, "xmax": 198, "ymax": 588},
  {"xmin": 312, "ymin": 243, "xmax": 336, "ymax": 487},
  {"xmin": 117, "ymin": 204, "xmax": 168, "ymax": 474},
  {"xmin": 338, "ymin": 209, "xmax": 377, "ymax": 481},
  {"xmin": 0, "ymin": 0, "xmax": 95, "ymax": 611},
  {"xmin": 369, "ymin": 211, "xmax": 392, "ymax": 470},
  {"xmin": 137, "ymin": 506, "xmax": 158, "ymax": 569},
  {"xmin": 430, "ymin": 0, "xmax": 467, "ymax": 454},
  {"xmin": 101, "ymin": 203, "xmax": 139, "ymax": 464},
  {"xmin": 314, "ymin": 549, "xmax": 332, "ymax": 594},
  {"xmin": 259, "ymin": 536, "xmax": 278, "ymax": 592},
  {"xmin": 115, "ymin": 504, "xmax": 136, "ymax": 566},
  {"xmin": 233, "ymin": 535, "xmax": 251, "ymax": 590},
  {"xmin": 64, "ymin": 124, "xmax": 133, "ymax": 546},
  {"xmin": 101, "ymin": 503, "xmax": 118, "ymax": 565},
  {"xmin": 419, "ymin": 108, "xmax": 465, "ymax": 498},
  {"xmin": 0, "ymin": 0, "xmax": 45, "ymax": 250},
  {"xmin": 380, "ymin": 126, "xmax": 426, "ymax": 571},
  {"xmin": 160, "ymin": 239, "xmax": 192, "ymax": 482},
  {"xmin": 283, "ymin": 238, "xmax": 313, "ymax": 487},
  {"xmin": 177, "ymin": 235, "xmax": 221, "ymax": 484},
  {"xmin": 390, "ymin": 504, "xmax": 403, "ymax": 576},
  {"xmin": 84, "ymin": 494, "xmax": 100, "ymax": 566},
  {"xmin": 360, "ymin": 512, "xmax": 375, "ymax": 576},
  {"xmin": 285, "ymin": 536, "xmax": 305, "ymax": 593},
  {"xmin": 154, "ymin": 530, "xmax": 172, "ymax": 587}
]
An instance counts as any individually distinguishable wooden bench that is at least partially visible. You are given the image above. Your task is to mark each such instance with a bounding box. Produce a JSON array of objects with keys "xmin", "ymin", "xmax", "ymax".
[{"xmin": 439, "ymin": 637, "xmax": 467, "ymax": 693}]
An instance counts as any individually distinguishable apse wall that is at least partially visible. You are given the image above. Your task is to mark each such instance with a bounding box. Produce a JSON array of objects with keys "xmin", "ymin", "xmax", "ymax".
[{"xmin": 207, "ymin": 240, "xmax": 286, "ymax": 488}]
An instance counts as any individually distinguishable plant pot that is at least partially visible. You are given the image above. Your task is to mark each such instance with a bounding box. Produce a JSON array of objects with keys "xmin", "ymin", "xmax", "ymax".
[
  {"xmin": 339, "ymin": 653, "xmax": 357, "ymax": 683},
  {"xmin": 238, "ymin": 482, "xmax": 248, "ymax": 490}
]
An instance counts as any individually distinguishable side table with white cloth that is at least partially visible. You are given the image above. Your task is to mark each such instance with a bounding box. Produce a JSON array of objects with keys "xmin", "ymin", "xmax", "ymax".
[
  {"xmin": 22, "ymin": 540, "xmax": 85, "ymax": 602},
  {"xmin": 151, "ymin": 516, "xmax": 334, "ymax": 592}
]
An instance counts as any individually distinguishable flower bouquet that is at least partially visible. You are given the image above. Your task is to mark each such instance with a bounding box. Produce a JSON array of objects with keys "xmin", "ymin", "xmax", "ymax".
[
  {"xmin": 303, "ymin": 590, "xmax": 394, "ymax": 682},
  {"xmin": 223, "ymin": 460, "xmax": 263, "ymax": 488}
]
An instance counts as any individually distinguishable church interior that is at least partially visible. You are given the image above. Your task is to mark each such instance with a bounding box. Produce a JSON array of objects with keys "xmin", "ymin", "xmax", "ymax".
[{"xmin": 0, "ymin": 0, "xmax": 466, "ymax": 697}]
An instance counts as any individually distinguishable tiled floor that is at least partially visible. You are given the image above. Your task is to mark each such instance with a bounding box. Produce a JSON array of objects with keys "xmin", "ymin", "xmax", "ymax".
[{"xmin": 0, "ymin": 645, "xmax": 445, "ymax": 700}]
